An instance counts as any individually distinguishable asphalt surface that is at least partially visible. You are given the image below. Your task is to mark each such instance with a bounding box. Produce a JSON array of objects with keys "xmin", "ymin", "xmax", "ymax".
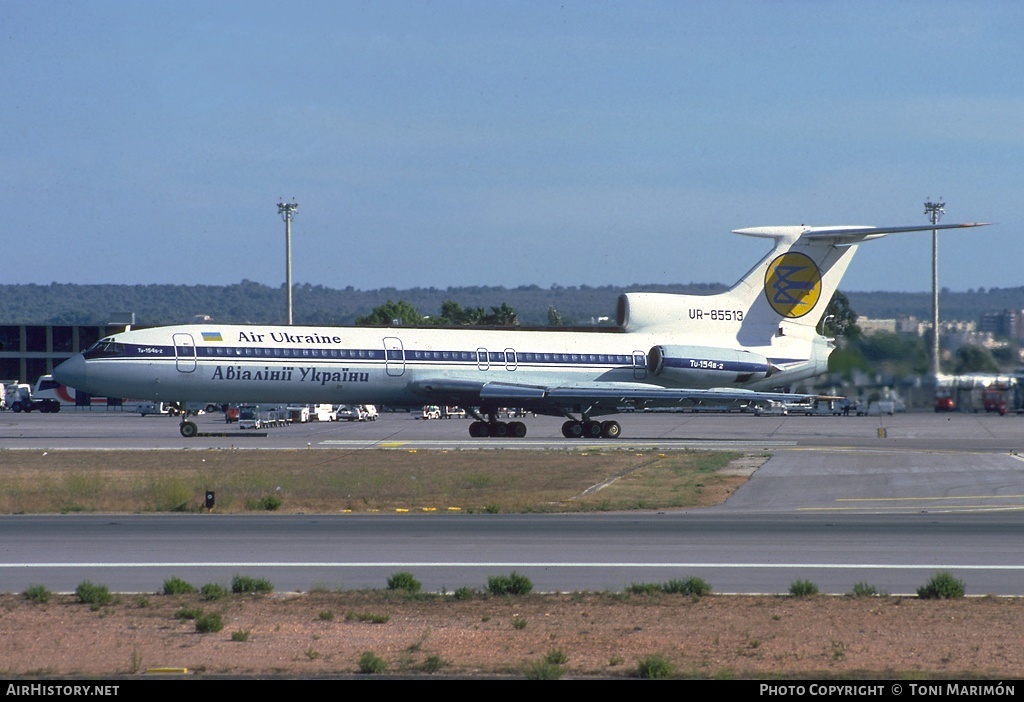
[
  {"xmin": 2, "ymin": 406, "xmax": 1023, "ymax": 452},
  {"xmin": 2, "ymin": 408, "xmax": 1024, "ymax": 595}
]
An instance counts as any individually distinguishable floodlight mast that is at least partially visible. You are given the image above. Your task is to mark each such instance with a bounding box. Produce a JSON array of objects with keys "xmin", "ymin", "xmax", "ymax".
[
  {"xmin": 924, "ymin": 199, "xmax": 945, "ymax": 381},
  {"xmin": 278, "ymin": 200, "xmax": 299, "ymax": 325}
]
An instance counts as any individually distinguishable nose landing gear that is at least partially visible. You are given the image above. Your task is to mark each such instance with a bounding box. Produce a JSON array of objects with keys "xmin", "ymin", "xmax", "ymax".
[{"xmin": 468, "ymin": 419, "xmax": 528, "ymax": 438}]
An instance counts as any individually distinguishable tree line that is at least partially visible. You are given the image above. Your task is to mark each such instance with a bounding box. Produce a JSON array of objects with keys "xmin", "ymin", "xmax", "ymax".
[{"xmin": 1, "ymin": 281, "xmax": 1018, "ymax": 328}]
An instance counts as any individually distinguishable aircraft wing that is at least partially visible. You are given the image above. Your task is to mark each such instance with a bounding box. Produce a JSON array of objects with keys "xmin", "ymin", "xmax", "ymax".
[{"xmin": 408, "ymin": 378, "xmax": 822, "ymax": 414}]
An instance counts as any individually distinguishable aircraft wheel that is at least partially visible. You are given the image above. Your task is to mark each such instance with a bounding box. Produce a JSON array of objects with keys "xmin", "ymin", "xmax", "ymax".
[
  {"xmin": 583, "ymin": 420, "xmax": 603, "ymax": 439},
  {"xmin": 509, "ymin": 421, "xmax": 527, "ymax": 438},
  {"xmin": 179, "ymin": 421, "xmax": 198, "ymax": 438},
  {"xmin": 489, "ymin": 421, "xmax": 509, "ymax": 437},
  {"xmin": 600, "ymin": 420, "xmax": 621, "ymax": 439},
  {"xmin": 468, "ymin": 421, "xmax": 489, "ymax": 438},
  {"xmin": 562, "ymin": 420, "xmax": 583, "ymax": 439}
]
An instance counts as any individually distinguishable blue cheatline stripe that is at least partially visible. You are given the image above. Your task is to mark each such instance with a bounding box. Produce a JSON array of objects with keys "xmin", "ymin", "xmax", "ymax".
[{"xmin": 108, "ymin": 343, "xmax": 643, "ymax": 368}]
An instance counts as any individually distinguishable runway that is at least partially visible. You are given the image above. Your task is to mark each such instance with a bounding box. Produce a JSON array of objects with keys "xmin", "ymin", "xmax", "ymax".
[
  {"xmin": 3, "ymin": 407, "xmax": 1024, "ymax": 452},
  {"xmin": 2, "ymin": 409, "xmax": 1024, "ymax": 595}
]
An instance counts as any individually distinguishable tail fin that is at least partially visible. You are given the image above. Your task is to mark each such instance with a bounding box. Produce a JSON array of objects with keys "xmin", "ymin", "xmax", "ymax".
[{"xmin": 618, "ymin": 222, "xmax": 988, "ymax": 340}]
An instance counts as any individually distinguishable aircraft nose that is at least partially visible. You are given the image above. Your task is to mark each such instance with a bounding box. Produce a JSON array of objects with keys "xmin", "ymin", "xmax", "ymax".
[{"xmin": 53, "ymin": 354, "xmax": 87, "ymax": 389}]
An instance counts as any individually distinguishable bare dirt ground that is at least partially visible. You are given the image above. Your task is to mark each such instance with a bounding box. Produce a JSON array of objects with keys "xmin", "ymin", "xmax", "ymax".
[{"xmin": 3, "ymin": 590, "xmax": 1023, "ymax": 679}]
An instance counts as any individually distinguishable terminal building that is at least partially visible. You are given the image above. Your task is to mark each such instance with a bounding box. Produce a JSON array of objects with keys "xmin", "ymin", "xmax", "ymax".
[{"xmin": 0, "ymin": 324, "xmax": 128, "ymax": 385}]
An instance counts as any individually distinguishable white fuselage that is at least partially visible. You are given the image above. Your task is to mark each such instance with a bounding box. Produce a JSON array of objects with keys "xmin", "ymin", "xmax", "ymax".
[{"xmin": 57, "ymin": 321, "xmax": 827, "ymax": 408}]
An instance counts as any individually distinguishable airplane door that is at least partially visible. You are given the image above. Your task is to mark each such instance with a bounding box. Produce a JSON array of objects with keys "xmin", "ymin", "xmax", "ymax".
[
  {"xmin": 632, "ymin": 350, "xmax": 647, "ymax": 380},
  {"xmin": 505, "ymin": 348, "xmax": 517, "ymax": 371},
  {"xmin": 477, "ymin": 347, "xmax": 489, "ymax": 371},
  {"xmin": 383, "ymin": 337, "xmax": 405, "ymax": 377},
  {"xmin": 173, "ymin": 333, "xmax": 197, "ymax": 373}
]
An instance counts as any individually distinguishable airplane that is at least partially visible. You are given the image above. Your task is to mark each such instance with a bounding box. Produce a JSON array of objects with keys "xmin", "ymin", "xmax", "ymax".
[{"xmin": 52, "ymin": 221, "xmax": 987, "ymax": 439}]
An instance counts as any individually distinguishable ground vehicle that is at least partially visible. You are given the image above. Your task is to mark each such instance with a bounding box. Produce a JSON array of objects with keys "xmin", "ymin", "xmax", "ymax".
[
  {"xmin": 360, "ymin": 405, "xmax": 379, "ymax": 421},
  {"xmin": 867, "ymin": 399, "xmax": 904, "ymax": 416},
  {"xmin": 337, "ymin": 405, "xmax": 366, "ymax": 421},
  {"xmin": 935, "ymin": 394, "xmax": 955, "ymax": 412},
  {"xmin": 136, "ymin": 401, "xmax": 172, "ymax": 416},
  {"xmin": 792, "ymin": 399, "xmax": 841, "ymax": 416},
  {"xmin": 442, "ymin": 406, "xmax": 465, "ymax": 419},
  {"xmin": 310, "ymin": 404, "xmax": 337, "ymax": 422},
  {"xmin": 421, "ymin": 405, "xmax": 442, "ymax": 420},
  {"xmin": 288, "ymin": 405, "xmax": 311, "ymax": 423},
  {"xmin": 5, "ymin": 383, "xmax": 61, "ymax": 413},
  {"xmin": 983, "ymin": 386, "xmax": 1009, "ymax": 415},
  {"xmin": 237, "ymin": 404, "xmax": 262, "ymax": 429},
  {"xmin": 753, "ymin": 400, "xmax": 787, "ymax": 416}
]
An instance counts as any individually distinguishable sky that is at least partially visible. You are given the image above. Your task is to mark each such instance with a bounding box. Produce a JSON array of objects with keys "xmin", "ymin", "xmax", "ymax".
[{"xmin": 2, "ymin": 1, "xmax": 1021, "ymax": 293}]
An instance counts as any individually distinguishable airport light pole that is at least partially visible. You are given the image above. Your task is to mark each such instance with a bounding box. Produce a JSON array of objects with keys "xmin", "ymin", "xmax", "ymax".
[
  {"xmin": 278, "ymin": 200, "xmax": 299, "ymax": 325},
  {"xmin": 925, "ymin": 199, "xmax": 945, "ymax": 381}
]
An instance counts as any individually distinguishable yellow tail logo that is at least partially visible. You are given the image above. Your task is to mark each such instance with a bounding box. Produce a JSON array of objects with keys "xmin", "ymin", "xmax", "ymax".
[{"xmin": 764, "ymin": 252, "xmax": 822, "ymax": 318}]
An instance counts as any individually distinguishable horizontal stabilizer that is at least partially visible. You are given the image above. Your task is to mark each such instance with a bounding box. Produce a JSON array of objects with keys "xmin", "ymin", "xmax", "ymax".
[{"xmin": 734, "ymin": 222, "xmax": 990, "ymax": 245}]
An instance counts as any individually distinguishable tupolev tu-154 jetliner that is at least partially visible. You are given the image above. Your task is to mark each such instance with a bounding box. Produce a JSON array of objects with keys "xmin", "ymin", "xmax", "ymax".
[{"xmin": 53, "ymin": 221, "xmax": 987, "ymax": 439}]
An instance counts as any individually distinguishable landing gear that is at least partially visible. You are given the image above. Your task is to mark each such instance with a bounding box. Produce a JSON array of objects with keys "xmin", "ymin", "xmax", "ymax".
[
  {"xmin": 179, "ymin": 420, "xmax": 198, "ymax": 438},
  {"xmin": 561, "ymin": 419, "xmax": 621, "ymax": 439},
  {"xmin": 561, "ymin": 420, "xmax": 584, "ymax": 438},
  {"xmin": 467, "ymin": 419, "xmax": 528, "ymax": 438},
  {"xmin": 465, "ymin": 410, "xmax": 621, "ymax": 440}
]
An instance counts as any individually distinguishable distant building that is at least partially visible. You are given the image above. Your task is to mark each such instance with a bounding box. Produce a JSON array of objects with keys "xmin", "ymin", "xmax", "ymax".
[
  {"xmin": 979, "ymin": 309, "xmax": 1021, "ymax": 340},
  {"xmin": 857, "ymin": 317, "xmax": 897, "ymax": 335},
  {"xmin": 0, "ymin": 324, "xmax": 127, "ymax": 384},
  {"xmin": 897, "ymin": 316, "xmax": 921, "ymax": 334}
]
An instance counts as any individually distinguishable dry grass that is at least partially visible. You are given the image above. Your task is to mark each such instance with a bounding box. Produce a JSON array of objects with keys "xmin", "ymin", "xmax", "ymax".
[{"xmin": 0, "ymin": 448, "xmax": 753, "ymax": 514}]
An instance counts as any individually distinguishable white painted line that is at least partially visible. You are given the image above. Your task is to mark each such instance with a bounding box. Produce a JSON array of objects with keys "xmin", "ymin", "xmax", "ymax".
[{"xmin": 3, "ymin": 562, "xmax": 1023, "ymax": 570}]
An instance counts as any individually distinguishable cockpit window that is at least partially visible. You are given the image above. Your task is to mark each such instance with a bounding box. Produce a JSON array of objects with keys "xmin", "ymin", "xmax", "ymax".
[{"xmin": 83, "ymin": 340, "xmax": 125, "ymax": 359}]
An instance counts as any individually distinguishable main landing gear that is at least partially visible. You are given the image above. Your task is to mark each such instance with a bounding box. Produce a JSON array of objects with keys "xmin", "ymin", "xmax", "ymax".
[
  {"xmin": 464, "ymin": 414, "xmax": 622, "ymax": 440},
  {"xmin": 561, "ymin": 419, "xmax": 621, "ymax": 439}
]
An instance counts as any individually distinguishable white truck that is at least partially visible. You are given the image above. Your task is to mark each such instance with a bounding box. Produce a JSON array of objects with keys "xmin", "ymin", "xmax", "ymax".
[
  {"xmin": 310, "ymin": 404, "xmax": 337, "ymax": 422},
  {"xmin": 4, "ymin": 382, "xmax": 61, "ymax": 413},
  {"xmin": 288, "ymin": 405, "xmax": 311, "ymax": 423}
]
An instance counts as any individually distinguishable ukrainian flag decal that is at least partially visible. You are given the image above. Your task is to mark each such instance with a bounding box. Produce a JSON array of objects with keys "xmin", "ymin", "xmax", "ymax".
[
  {"xmin": 201, "ymin": 331, "xmax": 223, "ymax": 342},
  {"xmin": 764, "ymin": 252, "xmax": 822, "ymax": 318}
]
